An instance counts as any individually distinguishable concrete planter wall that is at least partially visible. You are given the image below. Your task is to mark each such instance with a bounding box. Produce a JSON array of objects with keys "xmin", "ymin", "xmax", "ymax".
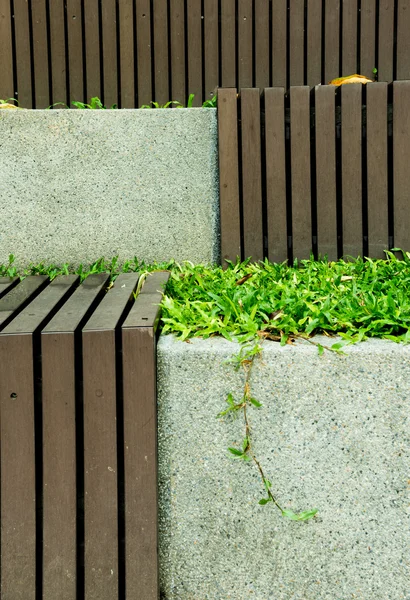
[
  {"xmin": 0, "ymin": 109, "xmax": 219, "ymax": 267},
  {"xmin": 157, "ymin": 335, "xmax": 409, "ymax": 600}
]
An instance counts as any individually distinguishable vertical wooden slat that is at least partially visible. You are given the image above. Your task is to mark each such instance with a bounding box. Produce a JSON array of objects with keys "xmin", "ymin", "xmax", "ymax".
[
  {"xmin": 396, "ymin": 0, "xmax": 410, "ymax": 80},
  {"xmin": 102, "ymin": 0, "xmax": 118, "ymax": 107},
  {"xmin": 119, "ymin": 0, "xmax": 135, "ymax": 107},
  {"xmin": 289, "ymin": 0, "xmax": 305, "ymax": 86},
  {"xmin": 265, "ymin": 87, "xmax": 288, "ymax": 263},
  {"xmin": 393, "ymin": 81, "xmax": 410, "ymax": 249},
  {"xmin": 217, "ymin": 88, "xmax": 241, "ymax": 263},
  {"xmin": 170, "ymin": 0, "xmax": 185, "ymax": 103},
  {"xmin": 315, "ymin": 85, "xmax": 338, "ymax": 260},
  {"xmin": 0, "ymin": 0, "xmax": 14, "ymax": 100},
  {"xmin": 153, "ymin": 0, "xmax": 169, "ymax": 105},
  {"xmin": 32, "ymin": 0, "xmax": 50, "ymax": 107},
  {"xmin": 14, "ymin": 0, "xmax": 32, "ymax": 107},
  {"xmin": 204, "ymin": 0, "xmax": 218, "ymax": 101},
  {"xmin": 241, "ymin": 88, "xmax": 263, "ymax": 261},
  {"xmin": 360, "ymin": 0, "xmax": 376, "ymax": 80},
  {"xmin": 221, "ymin": 0, "xmax": 236, "ymax": 87},
  {"xmin": 136, "ymin": 0, "xmax": 152, "ymax": 107},
  {"xmin": 366, "ymin": 83, "xmax": 388, "ymax": 257},
  {"xmin": 341, "ymin": 83, "xmax": 362, "ymax": 257},
  {"xmin": 238, "ymin": 0, "xmax": 253, "ymax": 88},
  {"xmin": 187, "ymin": 0, "xmax": 202, "ymax": 105},
  {"xmin": 67, "ymin": 0, "xmax": 84, "ymax": 102},
  {"xmin": 290, "ymin": 86, "xmax": 312, "ymax": 259},
  {"xmin": 255, "ymin": 0, "xmax": 270, "ymax": 89},
  {"xmin": 342, "ymin": 0, "xmax": 358, "ymax": 76},
  {"xmin": 307, "ymin": 0, "xmax": 322, "ymax": 87},
  {"xmin": 84, "ymin": 0, "xmax": 101, "ymax": 101},
  {"xmin": 378, "ymin": 0, "xmax": 394, "ymax": 82},
  {"xmin": 324, "ymin": 0, "xmax": 340, "ymax": 83},
  {"xmin": 271, "ymin": 0, "xmax": 287, "ymax": 87},
  {"xmin": 49, "ymin": 0, "xmax": 67, "ymax": 105}
]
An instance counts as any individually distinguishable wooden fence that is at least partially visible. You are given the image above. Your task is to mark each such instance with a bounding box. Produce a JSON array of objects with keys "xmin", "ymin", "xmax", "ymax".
[
  {"xmin": 0, "ymin": 270, "xmax": 169, "ymax": 600},
  {"xmin": 1, "ymin": 0, "xmax": 410, "ymax": 109},
  {"xmin": 218, "ymin": 80, "xmax": 410, "ymax": 263}
]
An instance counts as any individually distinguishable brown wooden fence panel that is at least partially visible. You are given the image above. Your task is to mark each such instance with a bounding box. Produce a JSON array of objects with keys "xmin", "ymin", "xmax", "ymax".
[
  {"xmin": 204, "ymin": 0, "xmax": 219, "ymax": 101},
  {"xmin": 220, "ymin": 0, "xmax": 236, "ymax": 88},
  {"xmin": 0, "ymin": 0, "xmax": 14, "ymax": 101},
  {"xmin": 187, "ymin": 0, "xmax": 203, "ymax": 105},
  {"xmin": 271, "ymin": 0, "xmax": 287, "ymax": 87},
  {"xmin": 255, "ymin": 0, "xmax": 270, "ymax": 89},
  {"xmin": 102, "ymin": 0, "xmax": 118, "ymax": 107},
  {"xmin": 170, "ymin": 0, "xmax": 185, "ymax": 103},
  {"xmin": 324, "ymin": 0, "xmax": 341, "ymax": 83},
  {"xmin": 396, "ymin": 0, "xmax": 410, "ymax": 80},
  {"xmin": 49, "ymin": 0, "xmax": 68, "ymax": 105},
  {"xmin": 360, "ymin": 0, "xmax": 376, "ymax": 79},
  {"xmin": 153, "ymin": 0, "xmax": 170, "ymax": 105},
  {"xmin": 289, "ymin": 0, "xmax": 305, "ymax": 86},
  {"xmin": 119, "ymin": 0, "xmax": 135, "ymax": 107},
  {"xmin": 393, "ymin": 81, "xmax": 410, "ymax": 249},
  {"xmin": 84, "ymin": 0, "xmax": 101, "ymax": 102},
  {"xmin": 342, "ymin": 0, "xmax": 358, "ymax": 76},
  {"xmin": 136, "ymin": 0, "xmax": 153, "ymax": 107},
  {"xmin": 0, "ymin": 276, "xmax": 18, "ymax": 299},
  {"xmin": 307, "ymin": 0, "xmax": 322, "ymax": 87},
  {"xmin": 378, "ymin": 1, "xmax": 395, "ymax": 82},
  {"xmin": 31, "ymin": 0, "xmax": 50, "ymax": 108},
  {"xmin": 14, "ymin": 0, "xmax": 33, "ymax": 107},
  {"xmin": 67, "ymin": 0, "xmax": 84, "ymax": 102},
  {"xmin": 238, "ymin": 0, "xmax": 253, "ymax": 89}
]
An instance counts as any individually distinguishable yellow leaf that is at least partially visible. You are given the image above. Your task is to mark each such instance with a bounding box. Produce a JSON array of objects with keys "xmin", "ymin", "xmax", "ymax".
[{"xmin": 328, "ymin": 74, "xmax": 373, "ymax": 86}]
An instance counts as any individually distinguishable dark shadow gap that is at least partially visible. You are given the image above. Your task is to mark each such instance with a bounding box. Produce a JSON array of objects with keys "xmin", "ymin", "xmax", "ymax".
[
  {"xmin": 303, "ymin": 0, "xmax": 307, "ymax": 86},
  {"xmin": 357, "ymin": 0, "xmax": 361, "ymax": 74},
  {"xmin": 133, "ymin": 0, "xmax": 138, "ymax": 107},
  {"xmin": 27, "ymin": 0, "xmax": 36, "ymax": 107},
  {"xmin": 374, "ymin": 0, "xmax": 380, "ymax": 81},
  {"xmin": 201, "ymin": 0, "xmax": 205, "ymax": 103},
  {"xmin": 183, "ymin": 0, "xmax": 188, "ymax": 104},
  {"xmin": 393, "ymin": 0, "xmax": 398, "ymax": 80},
  {"xmin": 268, "ymin": 0, "xmax": 272, "ymax": 87},
  {"xmin": 387, "ymin": 82, "xmax": 394, "ymax": 248},
  {"xmin": 321, "ymin": 0, "xmax": 325, "ymax": 84},
  {"xmin": 362, "ymin": 84, "xmax": 368, "ymax": 257},
  {"xmin": 339, "ymin": 0, "xmax": 343, "ymax": 77},
  {"xmin": 286, "ymin": 0, "xmax": 290, "ymax": 91},
  {"xmin": 310, "ymin": 87, "xmax": 318, "ymax": 259},
  {"xmin": 98, "ymin": 0, "xmax": 104, "ymax": 105},
  {"xmin": 9, "ymin": 0, "xmax": 18, "ymax": 102},
  {"xmin": 116, "ymin": 0, "xmax": 122, "ymax": 107},
  {"xmin": 285, "ymin": 91, "xmax": 293, "ymax": 262},
  {"xmin": 252, "ymin": 0, "xmax": 256, "ymax": 88},
  {"xmin": 237, "ymin": 94, "xmax": 244, "ymax": 260},
  {"xmin": 167, "ymin": 0, "xmax": 172, "ymax": 103},
  {"xmin": 150, "ymin": 0, "xmax": 155, "ymax": 104}
]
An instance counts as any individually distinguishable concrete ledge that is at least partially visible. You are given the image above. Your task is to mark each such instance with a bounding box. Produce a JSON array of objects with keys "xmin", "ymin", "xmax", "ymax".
[
  {"xmin": 0, "ymin": 109, "xmax": 219, "ymax": 267},
  {"xmin": 157, "ymin": 335, "xmax": 409, "ymax": 600}
]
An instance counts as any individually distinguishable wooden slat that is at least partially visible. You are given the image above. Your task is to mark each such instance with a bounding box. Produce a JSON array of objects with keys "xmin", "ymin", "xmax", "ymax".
[
  {"xmin": 241, "ymin": 88, "xmax": 263, "ymax": 261},
  {"xmin": 119, "ymin": 0, "xmax": 135, "ymax": 107},
  {"xmin": 153, "ymin": 0, "xmax": 169, "ymax": 105},
  {"xmin": 289, "ymin": 0, "xmax": 305, "ymax": 86},
  {"xmin": 136, "ymin": 0, "xmax": 152, "ymax": 107},
  {"xmin": 0, "ymin": 277, "xmax": 18, "ymax": 299},
  {"xmin": 315, "ymin": 85, "xmax": 338, "ymax": 260},
  {"xmin": 341, "ymin": 83, "xmax": 362, "ymax": 258},
  {"xmin": 32, "ymin": 0, "xmax": 50, "ymax": 107},
  {"xmin": 187, "ymin": 0, "xmax": 202, "ymax": 105},
  {"xmin": 170, "ymin": 0, "xmax": 185, "ymax": 104},
  {"xmin": 396, "ymin": 0, "xmax": 410, "ymax": 80},
  {"xmin": 67, "ymin": 0, "xmax": 84, "ymax": 102},
  {"xmin": 82, "ymin": 273, "xmax": 139, "ymax": 600},
  {"xmin": 342, "ymin": 0, "xmax": 358, "ymax": 76},
  {"xmin": 360, "ymin": 0, "xmax": 376, "ymax": 80},
  {"xmin": 393, "ymin": 81, "xmax": 410, "ymax": 249},
  {"xmin": 238, "ymin": 0, "xmax": 253, "ymax": 88},
  {"xmin": 307, "ymin": 0, "xmax": 322, "ymax": 87},
  {"xmin": 290, "ymin": 86, "xmax": 312, "ymax": 259},
  {"xmin": 49, "ymin": 0, "xmax": 67, "ymax": 105},
  {"xmin": 217, "ymin": 88, "xmax": 241, "ymax": 263},
  {"xmin": 84, "ymin": 0, "xmax": 101, "ymax": 101},
  {"xmin": 265, "ymin": 88, "xmax": 288, "ymax": 263},
  {"xmin": 366, "ymin": 83, "xmax": 388, "ymax": 257},
  {"xmin": 0, "ymin": 0, "xmax": 15, "ymax": 100},
  {"xmin": 271, "ymin": 0, "xmax": 287, "ymax": 87},
  {"xmin": 204, "ymin": 0, "xmax": 218, "ymax": 102},
  {"xmin": 0, "ymin": 276, "xmax": 48, "ymax": 329},
  {"xmin": 324, "ymin": 0, "xmax": 340, "ymax": 83},
  {"xmin": 220, "ymin": 0, "xmax": 236, "ymax": 87},
  {"xmin": 122, "ymin": 273, "xmax": 169, "ymax": 600},
  {"xmin": 102, "ymin": 0, "xmax": 118, "ymax": 107},
  {"xmin": 14, "ymin": 0, "xmax": 32, "ymax": 107},
  {"xmin": 378, "ymin": 0, "xmax": 394, "ymax": 83},
  {"xmin": 255, "ymin": 0, "xmax": 270, "ymax": 89}
]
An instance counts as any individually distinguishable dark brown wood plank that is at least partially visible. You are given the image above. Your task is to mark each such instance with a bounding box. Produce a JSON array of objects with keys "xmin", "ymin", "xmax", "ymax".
[
  {"xmin": 102, "ymin": 0, "xmax": 118, "ymax": 107},
  {"xmin": 265, "ymin": 88, "xmax": 288, "ymax": 263},
  {"xmin": 324, "ymin": 0, "xmax": 340, "ymax": 83},
  {"xmin": 204, "ymin": 0, "xmax": 218, "ymax": 102},
  {"xmin": 238, "ymin": 0, "xmax": 253, "ymax": 88},
  {"xmin": 241, "ymin": 88, "xmax": 263, "ymax": 261},
  {"xmin": 396, "ymin": 0, "xmax": 410, "ymax": 80},
  {"xmin": 271, "ymin": 0, "xmax": 287, "ymax": 87},
  {"xmin": 341, "ymin": 83, "xmax": 362, "ymax": 258},
  {"xmin": 217, "ymin": 88, "xmax": 241, "ymax": 263},
  {"xmin": 342, "ymin": 0, "xmax": 358, "ymax": 76},
  {"xmin": 83, "ymin": 273, "xmax": 139, "ymax": 331},
  {"xmin": 119, "ymin": 0, "xmax": 135, "ymax": 107},
  {"xmin": 123, "ymin": 272, "xmax": 170, "ymax": 329},
  {"xmin": 360, "ymin": 0, "xmax": 376, "ymax": 80},
  {"xmin": 220, "ymin": 0, "xmax": 236, "ymax": 87},
  {"xmin": 49, "ymin": 0, "xmax": 67, "ymax": 105},
  {"xmin": 14, "ymin": 0, "xmax": 32, "ymax": 107},
  {"xmin": 0, "ymin": 0, "xmax": 15, "ymax": 100},
  {"xmin": 67, "ymin": 0, "xmax": 84, "ymax": 102},
  {"xmin": 170, "ymin": 0, "xmax": 185, "ymax": 104},
  {"xmin": 187, "ymin": 0, "xmax": 202, "ymax": 105},
  {"xmin": 32, "ymin": 0, "xmax": 50, "ymax": 107},
  {"xmin": 153, "ymin": 0, "xmax": 169, "ymax": 105},
  {"xmin": 0, "ymin": 277, "xmax": 18, "ymax": 299},
  {"xmin": 378, "ymin": 0, "xmax": 394, "ymax": 82},
  {"xmin": 0, "ymin": 333, "xmax": 36, "ymax": 599},
  {"xmin": 255, "ymin": 0, "xmax": 269, "ymax": 89},
  {"xmin": 84, "ymin": 0, "xmax": 101, "ymax": 101},
  {"xmin": 307, "ymin": 0, "xmax": 322, "ymax": 87},
  {"xmin": 289, "ymin": 0, "xmax": 305, "ymax": 86},
  {"xmin": 0, "ymin": 276, "xmax": 48, "ymax": 329},
  {"xmin": 393, "ymin": 81, "xmax": 410, "ymax": 249},
  {"xmin": 290, "ymin": 86, "xmax": 312, "ymax": 259},
  {"xmin": 315, "ymin": 85, "xmax": 338, "ymax": 260},
  {"xmin": 136, "ymin": 0, "xmax": 152, "ymax": 107},
  {"xmin": 366, "ymin": 82, "xmax": 388, "ymax": 257}
]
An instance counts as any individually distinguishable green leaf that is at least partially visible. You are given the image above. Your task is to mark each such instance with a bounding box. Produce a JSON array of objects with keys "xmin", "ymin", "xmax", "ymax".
[
  {"xmin": 263, "ymin": 479, "xmax": 272, "ymax": 491},
  {"xmin": 317, "ymin": 343, "xmax": 324, "ymax": 356},
  {"xmin": 250, "ymin": 397, "xmax": 263, "ymax": 408},
  {"xmin": 228, "ymin": 447, "xmax": 243, "ymax": 457},
  {"xmin": 258, "ymin": 498, "xmax": 271, "ymax": 505},
  {"xmin": 282, "ymin": 508, "xmax": 318, "ymax": 521}
]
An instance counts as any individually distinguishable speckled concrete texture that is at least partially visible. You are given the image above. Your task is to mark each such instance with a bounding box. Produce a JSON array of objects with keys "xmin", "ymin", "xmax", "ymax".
[
  {"xmin": 0, "ymin": 109, "xmax": 219, "ymax": 267},
  {"xmin": 157, "ymin": 335, "xmax": 410, "ymax": 600}
]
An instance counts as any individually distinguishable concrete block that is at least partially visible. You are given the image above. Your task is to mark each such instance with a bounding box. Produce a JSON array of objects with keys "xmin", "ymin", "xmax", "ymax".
[
  {"xmin": 157, "ymin": 335, "xmax": 410, "ymax": 600},
  {"xmin": 0, "ymin": 109, "xmax": 219, "ymax": 267}
]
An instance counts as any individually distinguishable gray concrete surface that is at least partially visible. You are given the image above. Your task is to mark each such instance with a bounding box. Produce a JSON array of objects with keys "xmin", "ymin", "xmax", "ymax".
[
  {"xmin": 0, "ymin": 109, "xmax": 219, "ymax": 267},
  {"xmin": 157, "ymin": 335, "xmax": 410, "ymax": 600}
]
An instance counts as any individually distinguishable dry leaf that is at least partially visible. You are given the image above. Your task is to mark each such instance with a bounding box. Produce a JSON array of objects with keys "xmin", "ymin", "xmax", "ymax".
[{"xmin": 329, "ymin": 74, "xmax": 373, "ymax": 86}]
